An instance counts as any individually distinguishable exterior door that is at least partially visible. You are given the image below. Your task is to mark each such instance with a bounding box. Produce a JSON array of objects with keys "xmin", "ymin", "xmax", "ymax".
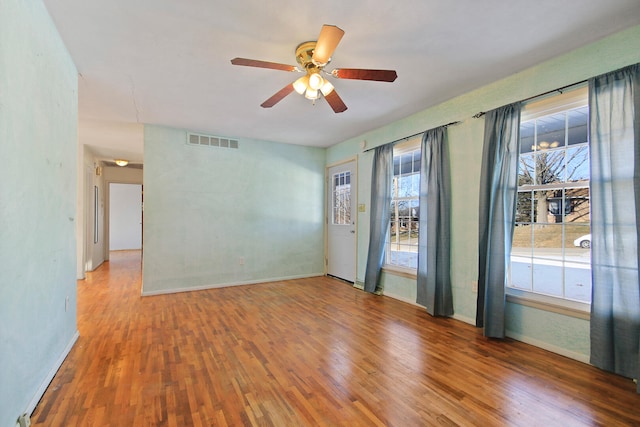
[{"xmin": 327, "ymin": 160, "xmax": 356, "ymax": 282}]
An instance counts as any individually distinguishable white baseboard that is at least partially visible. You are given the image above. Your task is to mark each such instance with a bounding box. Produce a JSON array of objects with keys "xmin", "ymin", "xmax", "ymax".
[
  {"xmin": 22, "ymin": 330, "xmax": 79, "ymax": 420},
  {"xmin": 141, "ymin": 273, "xmax": 324, "ymax": 296},
  {"xmin": 506, "ymin": 329, "xmax": 590, "ymax": 364},
  {"xmin": 382, "ymin": 292, "xmax": 419, "ymax": 306},
  {"xmin": 384, "ymin": 293, "xmax": 477, "ymax": 327},
  {"xmin": 451, "ymin": 313, "xmax": 475, "ymax": 325}
]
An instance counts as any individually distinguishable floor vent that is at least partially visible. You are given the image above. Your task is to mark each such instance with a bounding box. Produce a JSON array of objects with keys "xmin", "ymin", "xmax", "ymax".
[{"xmin": 187, "ymin": 132, "xmax": 239, "ymax": 149}]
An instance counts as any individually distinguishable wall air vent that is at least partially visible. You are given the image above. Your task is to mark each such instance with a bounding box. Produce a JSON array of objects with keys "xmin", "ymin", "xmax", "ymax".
[{"xmin": 187, "ymin": 132, "xmax": 239, "ymax": 149}]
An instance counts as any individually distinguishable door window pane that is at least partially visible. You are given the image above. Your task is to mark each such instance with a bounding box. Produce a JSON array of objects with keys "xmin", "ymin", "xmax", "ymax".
[{"xmin": 332, "ymin": 171, "xmax": 351, "ymax": 225}]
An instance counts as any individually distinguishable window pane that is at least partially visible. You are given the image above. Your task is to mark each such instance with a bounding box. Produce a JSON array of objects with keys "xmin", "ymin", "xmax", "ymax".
[
  {"xmin": 565, "ymin": 188, "xmax": 590, "ymax": 223},
  {"xmin": 515, "ymin": 191, "xmax": 533, "ymax": 224},
  {"xmin": 400, "ymin": 153, "xmax": 413, "ymax": 175},
  {"xmin": 565, "ymin": 263, "xmax": 591, "ymax": 302},
  {"xmin": 398, "ymin": 175, "xmax": 413, "ymax": 197},
  {"xmin": 409, "ymin": 199, "xmax": 419, "ymax": 242},
  {"xmin": 518, "ymin": 153, "xmax": 535, "ymax": 185},
  {"xmin": 536, "ymin": 112, "xmax": 565, "ymax": 150},
  {"xmin": 411, "ymin": 173, "xmax": 420, "ymax": 197},
  {"xmin": 532, "ymin": 224, "xmax": 562, "ymax": 256},
  {"xmin": 520, "ymin": 121, "xmax": 535, "ymax": 154},
  {"xmin": 393, "ymin": 156, "xmax": 400, "ymax": 176},
  {"xmin": 566, "ymin": 146, "xmax": 589, "ymax": 182},
  {"xmin": 389, "ymin": 219, "xmax": 398, "ymax": 241},
  {"xmin": 532, "ymin": 190, "xmax": 554, "ymax": 224},
  {"xmin": 567, "ymin": 106, "xmax": 588, "ymax": 146},
  {"xmin": 511, "ymin": 222, "xmax": 534, "ymax": 290},
  {"xmin": 410, "ymin": 198, "xmax": 419, "ymax": 217},
  {"xmin": 565, "ymin": 222, "xmax": 591, "ymax": 250},
  {"xmin": 512, "ymin": 223, "xmax": 533, "ymax": 251},
  {"xmin": 532, "ymin": 258, "xmax": 563, "ymax": 297},
  {"xmin": 546, "ymin": 191, "xmax": 569, "ymax": 223},
  {"xmin": 397, "ymin": 200, "xmax": 409, "ymax": 219},
  {"xmin": 510, "ymin": 257, "xmax": 533, "ymax": 291},
  {"xmin": 413, "ymin": 151, "xmax": 421, "ymax": 173},
  {"xmin": 535, "ymin": 151, "xmax": 565, "ymax": 184}
]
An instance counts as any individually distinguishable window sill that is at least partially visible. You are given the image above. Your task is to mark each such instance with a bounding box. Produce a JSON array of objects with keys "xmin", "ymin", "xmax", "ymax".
[
  {"xmin": 382, "ymin": 265, "xmax": 417, "ymax": 279},
  {"xmin": 506, "ymin": 288, "xmax": 590, "ymax": 320}
]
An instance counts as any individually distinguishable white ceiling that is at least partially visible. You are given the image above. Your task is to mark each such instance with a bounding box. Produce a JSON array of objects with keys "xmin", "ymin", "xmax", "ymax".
[{"xmin": 43, "ymin": 0, "xmax": 640, "ymax": 161}]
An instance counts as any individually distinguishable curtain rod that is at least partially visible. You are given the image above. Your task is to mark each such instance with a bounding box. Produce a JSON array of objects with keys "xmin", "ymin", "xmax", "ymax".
[
  {"xmin": 472, "ymin": 79, "xmax": 588, "ymax": 118},
  {"xmin": 363, "ymin": 121, "xmax": 461, "ymax": 152}
]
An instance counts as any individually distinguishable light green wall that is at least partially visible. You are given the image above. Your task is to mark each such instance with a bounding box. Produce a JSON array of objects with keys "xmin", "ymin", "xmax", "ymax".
[
  {"xmin": 0, "ymin": 0, "xmax": 78, "ymax": 425},
  {"xmin": 328, "ymin": 25, "xmax": 640, "ymax": 361},
  {"xmin": 142, "ymin": 125, "xmax": 326, "ymax": 294}
]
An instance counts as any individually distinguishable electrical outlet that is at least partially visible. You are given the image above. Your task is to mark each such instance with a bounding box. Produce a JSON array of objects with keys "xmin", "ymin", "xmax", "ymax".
[
  {"xmin": 239, "ymin": 257, "xmax": 245, "ymax": 266},
  {"xmin": 65, "ymin": 296, "xmax": 69, "ymax": 312},
  {"xmin": 471, "ymin": 280, "xmax": 478, "ymax": 293}
]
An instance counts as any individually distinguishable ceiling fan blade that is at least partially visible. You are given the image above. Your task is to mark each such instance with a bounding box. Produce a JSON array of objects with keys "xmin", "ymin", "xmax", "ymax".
[
  {"xmin": 312, "ymin": 25, "xmax": 345, "ymax": 65},
  {"xmin": 261, "ymin": 83, "xmax": 295, "ymax": 108},
  {"xmin": 324, "ymin": 89, "xmax": 347, "ymax": 113},
  {"xmin": 231, "ymin": 58, "xmax": 297, "ymax": 72},
  {"xmin": 333, "ymin": 68, "xmax": 398, "ymax": 82}
]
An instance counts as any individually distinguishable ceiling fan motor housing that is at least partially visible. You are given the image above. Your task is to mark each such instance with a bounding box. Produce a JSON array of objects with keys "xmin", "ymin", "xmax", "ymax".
[{"xmin": 296, "ymin": 41, "xmax": 327, "ymax": 71}]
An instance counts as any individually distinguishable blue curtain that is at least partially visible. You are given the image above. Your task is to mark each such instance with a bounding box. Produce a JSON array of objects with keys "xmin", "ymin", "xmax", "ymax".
[
  {"xmin": 417, "ymin": 127, "xmax": 453, "ymax": 316},
  {"xmin": 476, "ymin": 103, "xmax": 521, "ymax": 338},
  {"xmin": 364, "ymin": 144, "xmax": 393, "ymax": 293},
  {"xmin": 589, "ymin": 63, "xmax": 640, "ymax": 392}
]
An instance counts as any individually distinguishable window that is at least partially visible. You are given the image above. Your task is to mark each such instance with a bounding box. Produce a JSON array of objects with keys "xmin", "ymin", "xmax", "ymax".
[
  {"xmin": 510, "ymin": 87, "xmax": 591, "ymax": 304},
  {"xmin": 385, "ymin": 138, "xmax": 421, "ymax": 270},
  {"xmin": 332, "ymin": 171, "xmax": 351, "ymax": 225}
]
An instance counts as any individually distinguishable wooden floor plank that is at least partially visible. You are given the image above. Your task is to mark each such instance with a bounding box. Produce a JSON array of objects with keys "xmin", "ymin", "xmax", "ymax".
[{"xmin": 31, "ymin": 250, "xmax": 639, "ymax": 426}]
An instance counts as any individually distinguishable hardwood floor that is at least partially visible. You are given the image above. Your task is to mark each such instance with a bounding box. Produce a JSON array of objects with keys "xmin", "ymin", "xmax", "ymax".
[{"xmin": 31, "ymin": 250, "xmax": 639, "ymax": 426}]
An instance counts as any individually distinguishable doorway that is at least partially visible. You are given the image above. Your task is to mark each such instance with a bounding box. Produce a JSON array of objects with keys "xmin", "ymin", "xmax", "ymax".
[
  {"xmin": 326, "ymin": 159, "xmax": 356, "ymax": 282},
  {"xmin": 109, "ymin": 183, "xmax": 142, "ymax": 250}
]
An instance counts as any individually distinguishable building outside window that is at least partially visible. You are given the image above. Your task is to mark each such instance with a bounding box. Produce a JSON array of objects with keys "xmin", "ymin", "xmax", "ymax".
[{"xmin": 510, "ymin": 87, "xmax": 591, "ymax": 304}]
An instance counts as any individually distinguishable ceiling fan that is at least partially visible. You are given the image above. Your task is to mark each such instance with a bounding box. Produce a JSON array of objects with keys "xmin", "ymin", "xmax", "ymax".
[{"xmin": 231, "ymin": 25, "xmax": 398, "ymax": 113}]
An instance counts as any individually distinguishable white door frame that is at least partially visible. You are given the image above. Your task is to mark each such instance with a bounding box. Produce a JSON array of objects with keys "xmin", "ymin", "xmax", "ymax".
[{"xmin": 325, "ymin": 156, "xmax": 358, "ymax": 282}]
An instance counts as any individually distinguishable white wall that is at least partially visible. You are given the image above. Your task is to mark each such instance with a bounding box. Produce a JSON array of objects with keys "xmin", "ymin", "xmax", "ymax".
[
  {"xmin": 0, "ymin": 0, "xmax": 78, "ymax": 425},
  {"xmin": 109, "ymin": 183, "xmax": 142, "ymax": 250},
  {"xmin": 142, "ymin": 125, "xmax": 326, "ymax": 295}
]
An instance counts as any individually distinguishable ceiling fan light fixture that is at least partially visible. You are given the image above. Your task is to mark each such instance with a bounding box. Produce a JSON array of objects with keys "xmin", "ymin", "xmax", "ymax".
[
  {"xmin": 308, "ymin": 73, "xmax": 324, "ymax": 91},
  {"xmin": 293, "ymin": 75, "xmax": 309, "ymax": 95},
  {"xmin": 114, "ymin": 159, "xmax": 129, "ymax": 167},
  {"xmin": 320, "ymin": 80, "xmax": 334, "ymax": 96},
  {"xmin": 304, "ymin": 88, "xmax": 319, "ymax": 100}
]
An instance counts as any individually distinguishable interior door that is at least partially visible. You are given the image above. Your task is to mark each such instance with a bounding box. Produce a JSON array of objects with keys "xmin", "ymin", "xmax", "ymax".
[{"xmin": 327, "ymin": 160, "xmax": 356, "ymax": 282}]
